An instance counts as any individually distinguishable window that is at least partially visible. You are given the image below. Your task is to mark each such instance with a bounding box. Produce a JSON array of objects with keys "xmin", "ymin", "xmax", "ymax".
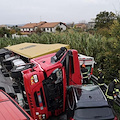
[{"xmin": 50, "ymin": 28, "xmax": 52, "ymax": 32}]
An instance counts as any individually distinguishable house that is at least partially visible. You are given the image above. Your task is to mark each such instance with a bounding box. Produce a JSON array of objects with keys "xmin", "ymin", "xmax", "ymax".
[
  {"xmin": 12, "ymin": 34, "xmax": 28, "ymax": 39},
  {"xmin": 39, "ymin": 22, "xmax": 67, "ymax": 32},
  {"xmin": 75, "ymin": 23, "xmax": 87, "ymax": 30},
  {"xmin": 20, "ymin": 21, "xmax": 67, "ymax": 34},
  {"xmin": 87, "ymin": 21, "xmax": 96, "ymax": 29},
  {"xmin": 20, "ymin": 21, "xmax": 46, "ymax": 34},
  {"xmin": 0, "ymin": 25, "xmax": 10, "ymax": 29}
]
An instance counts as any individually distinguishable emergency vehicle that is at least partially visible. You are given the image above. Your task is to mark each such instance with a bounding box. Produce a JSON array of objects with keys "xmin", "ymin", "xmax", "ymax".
[{"xmin": 0, "ymin": 43, "xmax": 95, "ymax": 120}]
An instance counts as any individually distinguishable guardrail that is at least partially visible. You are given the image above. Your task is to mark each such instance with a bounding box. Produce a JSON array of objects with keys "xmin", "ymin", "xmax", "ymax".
[{"xmin": 91, "ymin": 75, "xmax": 120, "ymax": 107}]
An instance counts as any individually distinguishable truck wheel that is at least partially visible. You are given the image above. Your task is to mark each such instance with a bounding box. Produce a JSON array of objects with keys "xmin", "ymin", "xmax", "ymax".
[{"xmin": 11, "ymin": 64, "xmax": 31, "ymax": 79}]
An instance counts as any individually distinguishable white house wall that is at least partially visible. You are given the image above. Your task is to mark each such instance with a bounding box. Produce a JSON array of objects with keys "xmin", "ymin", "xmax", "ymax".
[
  {"xmin": 20, "ymin": 28, "xmax": 34, "ymax": 32},
  {"xmin": 45, "ymin": 23, "xmax": 67, "ymax": 33},
  {"xmin": 21, "ymin": 29, "xmax": 23, "ymax": 32},
  {"xmin": 59, "ymin": 24, "xmax": 67, "ymax": 31}
]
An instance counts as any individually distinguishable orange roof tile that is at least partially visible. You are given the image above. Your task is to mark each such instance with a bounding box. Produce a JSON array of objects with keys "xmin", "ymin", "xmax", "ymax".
[
  {"xmin": 21, "ymin": 32, "xmax": 31, "ymax": 35},
  {"xmin": 21, "ymin": 21, "xmax": 46, "ymax": 28},
  {"xmin": 40, "ymin": 22, "xmax": 61, "ymax": 28}
]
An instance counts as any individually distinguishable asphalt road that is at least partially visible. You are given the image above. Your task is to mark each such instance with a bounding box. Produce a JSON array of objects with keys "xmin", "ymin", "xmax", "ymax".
[{"xmin": 0, "ymin": 65, "xmax": 15, "ymax": 93}]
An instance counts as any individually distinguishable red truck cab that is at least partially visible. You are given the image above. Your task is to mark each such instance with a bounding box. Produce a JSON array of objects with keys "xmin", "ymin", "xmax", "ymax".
[
  {"xmin": 23, "ymin": 48, "xmax": 81, "ymax": 119},
  {"xmin": 0, "ymin": 90, "xmax": 33, "ymax": 120}
]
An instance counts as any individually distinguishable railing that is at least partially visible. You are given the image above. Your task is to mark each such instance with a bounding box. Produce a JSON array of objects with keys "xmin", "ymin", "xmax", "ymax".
[{"xmin": 91, "ymin": 75, "xmax": 120, "ymax": 107}]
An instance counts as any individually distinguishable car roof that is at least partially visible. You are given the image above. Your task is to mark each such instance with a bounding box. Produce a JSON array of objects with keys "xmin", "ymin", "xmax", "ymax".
[
  {"xmin": 72, "ymin": 85, "xmax": 108, "ymax": 108},
  {"xmin": 0, "ymin": 90, "xmax": 33, "ymax": 120}
]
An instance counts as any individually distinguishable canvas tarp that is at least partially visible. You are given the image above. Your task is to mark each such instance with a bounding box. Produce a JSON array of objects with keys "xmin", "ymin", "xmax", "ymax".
[{"xmin": 5, "ymin": 43, "xmax": 70, "ymax": 59}]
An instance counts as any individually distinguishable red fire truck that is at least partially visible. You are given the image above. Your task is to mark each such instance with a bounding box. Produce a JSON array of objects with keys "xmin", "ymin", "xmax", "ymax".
[{"xmin": 0, "ymin": 43, "xmax": 95, "ymax": 120}]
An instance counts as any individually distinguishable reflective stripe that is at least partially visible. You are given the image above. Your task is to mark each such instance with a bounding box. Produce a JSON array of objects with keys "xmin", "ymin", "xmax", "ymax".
[
  {"xmin": 83, "ymin": 76, "xmax": 88, "ymax": 79},
  {"xmin": 105, "ymin": 88, "xmax": 113, "ymax": 100},
  {"xmin": 115, "ymin": 88, "xmax": 119, "ymax": 92},
  {"xmin": 98, "ymin": 76, "xmax": 104, "ymax": 79},
  {"xmin": 113, "ymin": 91, "xmax": 115, "ymax": 94},
  {"xmin": 98, "ymin": 83, "xmax": 104, "ymax": 86},
  {"xmin": 82, "ymin": 72, "xmax": 88, "ymax": 75},
  {"xmin": 82, "ymin": 71, "xmax": 88, "ymax": 79}
]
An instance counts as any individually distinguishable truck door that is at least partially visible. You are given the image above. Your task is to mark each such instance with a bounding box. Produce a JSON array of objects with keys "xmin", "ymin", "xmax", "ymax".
[{"xmin": 42, "ymin": 67, "xmax": 66, "ymax": 115}]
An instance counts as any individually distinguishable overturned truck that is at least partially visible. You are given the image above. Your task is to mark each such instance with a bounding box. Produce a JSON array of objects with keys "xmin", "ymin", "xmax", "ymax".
[{"xmin": 0, "ymin": 43, "xmax": 95, "ymax": 120}]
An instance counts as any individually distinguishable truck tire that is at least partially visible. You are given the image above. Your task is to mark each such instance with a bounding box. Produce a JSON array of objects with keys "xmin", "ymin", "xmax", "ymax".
[{"xmin": 11, "ymin": 64, "xmax": 31, "ymax": 80}]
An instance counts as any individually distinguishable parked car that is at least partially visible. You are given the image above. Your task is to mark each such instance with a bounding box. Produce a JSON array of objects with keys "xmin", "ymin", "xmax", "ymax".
[
  {"xmin": 0, "ymin": 90, "xmax": 33, "ymax": 120},
  {"xmin": 67, "ymin": 85, "xmax": 118, "ymax": 120}
]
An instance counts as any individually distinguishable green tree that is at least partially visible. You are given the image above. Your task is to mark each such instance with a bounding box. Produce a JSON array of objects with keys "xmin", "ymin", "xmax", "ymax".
[
  {"xmin": 109, "ymin": 20, "xmax": 120, "ymax": 40},
  {"xmin": 35, "ymin": 28, "xmax": 42, "ymax": 34},
  {"xmin": 95, "ymin": 11, "xmax": 116, "ymax": 29},
  {"xmin": 56, "ymin": 26, "xmax": 62, "ymax": 32},
  {"xmin": 0, "ymin": 27, "xmax": 10, "ymax": 37}
]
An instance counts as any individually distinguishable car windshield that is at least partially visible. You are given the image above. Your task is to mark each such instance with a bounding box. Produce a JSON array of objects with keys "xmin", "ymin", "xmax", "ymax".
[
  {"xmin": 74, "ymin": 106, "xmax": 114, "ymax": 120},
  {"xmin": 71, "ymin": 85, "xmax": 114, "ymax": 120},
  {"xmin": 81, "ymin": 85, "xmax": 98, "ymax": 91},
  {"xmin": 74, "ymin": 85, "xmax": 108, "ymax": 108}
]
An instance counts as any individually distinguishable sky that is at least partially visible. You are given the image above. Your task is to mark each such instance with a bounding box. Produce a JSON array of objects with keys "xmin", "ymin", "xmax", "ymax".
[{"xmin": 0, "ymin": 0, "xmax": 120, "ymax": 25}]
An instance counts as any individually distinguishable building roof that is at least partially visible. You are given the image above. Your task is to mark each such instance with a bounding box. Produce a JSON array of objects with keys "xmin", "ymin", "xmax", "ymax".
[
  {"xmin": 40, "ymin": 22, "xmax": 64, "ymax": 28},
  {"xmin": 75, "ymin": 23, "xmax": 86, "ymax": 27},
  {"xmin": 0, "ymin": 25, "xmax": 7, "ymax": 28},
  {"xmin": 21, "ymin": 21, "xmax": 46, "ymax": 28}
]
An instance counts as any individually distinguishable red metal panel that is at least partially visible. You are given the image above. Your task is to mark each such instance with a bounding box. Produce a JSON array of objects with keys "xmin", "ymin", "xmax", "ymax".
[{"xmin": 0, "ymin": 90, "xmax": 33, "ymax": 120}]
